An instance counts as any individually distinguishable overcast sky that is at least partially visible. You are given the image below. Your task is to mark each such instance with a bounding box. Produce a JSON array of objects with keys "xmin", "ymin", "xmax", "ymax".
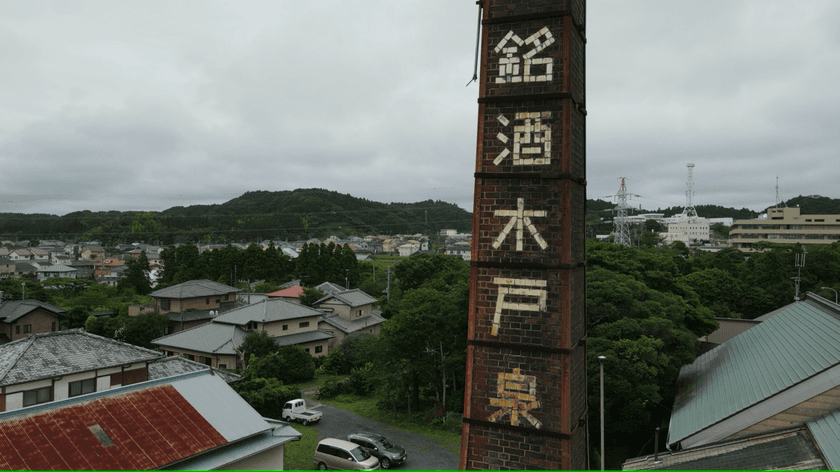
[{"xmin": 1, "ymin": 1, "xmax": 838, "ymax": 216}]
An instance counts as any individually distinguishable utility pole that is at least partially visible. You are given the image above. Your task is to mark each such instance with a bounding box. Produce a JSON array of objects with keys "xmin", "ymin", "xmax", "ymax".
[
  {"xmin": 386, "ymin": 266, "xmax": 391, "ymax": 302},
  {"xmin": 793, "ymin": 253, "xmax": 806, "ymax": 301}
]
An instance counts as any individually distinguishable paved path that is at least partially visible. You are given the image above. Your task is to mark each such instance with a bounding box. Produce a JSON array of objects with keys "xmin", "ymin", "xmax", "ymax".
[{"xmin": 304, "ymin": 397, "xmax": 459, "ymax": 470}]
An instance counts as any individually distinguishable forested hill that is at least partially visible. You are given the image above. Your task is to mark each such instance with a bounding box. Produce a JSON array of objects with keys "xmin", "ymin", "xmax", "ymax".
[{"xmin": 0, "ymin": 189, "xmax": 472, "ymax": 245}]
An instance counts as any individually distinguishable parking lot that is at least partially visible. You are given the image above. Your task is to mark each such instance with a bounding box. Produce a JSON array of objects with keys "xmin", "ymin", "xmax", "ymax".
[{"xmin": 308, "ymin": 401, "xmax": 460, "ymax": 470}]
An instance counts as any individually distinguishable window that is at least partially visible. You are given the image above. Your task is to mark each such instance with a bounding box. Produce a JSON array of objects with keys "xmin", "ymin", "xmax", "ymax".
[
  {"xmin": 223, "ymin": 294, "xmax": 229, "ymax": 301},
  {"xmin": 160, "ymin": 299, "xmax": 170, "ymax": 310},
  {"xmin": 305, "ymin": 348, "xmax": 310, "ymax": 353},
  {"xmin": 23, "ymin": 325, "xmax": 31, "ymax": 334},
  {"xmin": 206, "ymin": 298, "xmax": 210, "ymax": 304},
  {"xmin": 23, "ymin": 386, "xmax": 51, "ymax": 406},
  {"xmin": 282, "ymin": 324, "xmax": 288, "ymax": 331},
  {"xmin": 69, "ymin": 378, "xmax": 96, "ymax": 397},
  {"xmin": 299, "ymin": 321, "xmax": 310, "ymax": 328},
  {"xmin": 51, "ymin": 322, "xmax": 56, "ymax": 332},
  {"xmin": 219, "ymin": 364, "xmax": 227, "ymax": 369},
  {"xmin": 315, "ymin": 346, "xmax": 323, "ymax": 353},
  {"xmin": 15, "ymin": 325, "xmax": 19, "ymax": 334}
]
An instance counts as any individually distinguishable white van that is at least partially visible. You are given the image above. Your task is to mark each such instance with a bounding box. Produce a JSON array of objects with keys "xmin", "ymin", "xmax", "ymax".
[{"xmin": 313, "ymin": 438, "xmax": 380, "ymax": 470}]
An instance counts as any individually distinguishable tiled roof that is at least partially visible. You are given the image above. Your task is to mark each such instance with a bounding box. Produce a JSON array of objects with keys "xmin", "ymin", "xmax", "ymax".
[
  {"xmin": 152, "ymin": 322, "xmax": 248, "ymax": 355},
  {"xmin": 315, "ymin": 282, "xmax": 345, "ymax": 294},
  {"xmin": 148, "ymin": 355, "xmax": 242, "ymax": 384},
  {"xmin": 213, "ymin": 298, "xmax": 324, "ymax": 325},
  {"xmin": 272, "ymin": 329, "xmax": 334, "ymax": 347},
  {"xmin": 0, "ymin": 371, "xmax": 280, "ymax": 470},
  {"xmin": 316, "ymin": 288, "xmax": 377, "ymax": 308},
  {"xmin": 150, "ymin": 279, "xmax": 240, "ymax": 299},
  {"xmin": 320, "ymin": 311, "xmax": 385, "ymax": 335},
  {"xmin": 0, "ymin": 299, "xmax": 67, "ymax": 323},
  {"xmin": 266, "ymin": 286, "xmax": 306, "ymax": 298},
  {"xmin": 0, "ymin": 329, "xmax": 162, "ymax": 386},
  {"xmin": 668, "ymin": 295, "xmax": 840, "ymax": 448}
]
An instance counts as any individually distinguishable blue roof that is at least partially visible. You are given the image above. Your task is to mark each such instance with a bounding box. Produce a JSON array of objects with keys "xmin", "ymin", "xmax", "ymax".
[{"xmin": 669, "ymin": 296, "xmax": 840, "ymax": 447}]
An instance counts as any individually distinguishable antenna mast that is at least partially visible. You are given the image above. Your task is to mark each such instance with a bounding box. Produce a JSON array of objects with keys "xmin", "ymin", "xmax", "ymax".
[{"xmin": 614, "ymin": 177, "xmax": 631, "ymax": 247}]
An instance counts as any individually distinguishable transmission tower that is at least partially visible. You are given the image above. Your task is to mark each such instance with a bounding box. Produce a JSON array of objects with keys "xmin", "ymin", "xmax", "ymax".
[
  {"xmin": 681, "ymin": 163, "xmax": 698, "ymax": 220},
  {"xmin": 613, "ymin": 177, "xmax": 631, "ymax": 247}
]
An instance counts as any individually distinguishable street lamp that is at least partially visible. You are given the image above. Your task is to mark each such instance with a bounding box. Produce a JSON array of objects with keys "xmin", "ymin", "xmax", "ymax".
[
  {"xmin": 598, "ymin": 355, "xmax": 606, "ymax": 471},
  {"xmin": 822, "ymin": 287, "xmax": 838, "ymax": 304}
]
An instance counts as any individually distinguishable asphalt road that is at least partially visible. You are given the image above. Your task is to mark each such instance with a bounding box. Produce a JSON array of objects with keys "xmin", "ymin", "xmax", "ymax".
[{"xmin": 307, "ymin": 400, "xmax": 460, "ymax": 470}]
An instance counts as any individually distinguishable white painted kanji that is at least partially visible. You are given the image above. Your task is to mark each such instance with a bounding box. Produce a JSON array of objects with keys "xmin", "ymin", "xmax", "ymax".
[
  {"xmin": 488, "ymin": 368, "xmax": 542, "ymax": 428},
  {"xmin": 494, "ymin": 27, "xmax": 555, "ymax": 84},
  {"xmin": 491, "ymin": 277, "xmax": 547, "ymax": 336},
  {"xmin": 492, "ymin": 198, "xmax": 548, "ymax": 251},
  {"xmin": 495, "ymin": 112, "xmax": 551, "ymax": 166}
]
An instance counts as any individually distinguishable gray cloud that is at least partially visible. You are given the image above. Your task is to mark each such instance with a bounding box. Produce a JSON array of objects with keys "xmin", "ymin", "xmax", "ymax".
[{"xmin": 0, "ymin": 1, "xmax": 837, "ymax": 217}]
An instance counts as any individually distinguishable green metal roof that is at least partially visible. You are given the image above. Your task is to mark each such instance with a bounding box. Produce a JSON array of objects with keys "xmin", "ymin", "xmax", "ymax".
[
  {"xmin": 668, "ymin": 297, "xmax": 840, "ymax": 447},
  {"xmin": 807, "ymin": 408, "xmax": 840, "ymax": 469}
]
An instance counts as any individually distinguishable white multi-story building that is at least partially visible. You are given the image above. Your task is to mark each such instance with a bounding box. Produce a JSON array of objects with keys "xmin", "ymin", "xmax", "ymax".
[{"xmin": 661, "ymin": 217, "xmax": 711, "ymax": 245}]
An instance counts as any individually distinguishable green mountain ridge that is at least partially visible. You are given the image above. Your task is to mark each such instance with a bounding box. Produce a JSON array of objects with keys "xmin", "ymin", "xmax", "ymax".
[{"xmin": 1, "ymin": 190, "xmax": 837, "ymax": 246}]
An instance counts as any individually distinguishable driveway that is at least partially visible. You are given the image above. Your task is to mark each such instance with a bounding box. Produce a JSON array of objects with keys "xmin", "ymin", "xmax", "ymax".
[{"xmin": 306, "ymin": 399, "xmax": 459, "ymax": 470}]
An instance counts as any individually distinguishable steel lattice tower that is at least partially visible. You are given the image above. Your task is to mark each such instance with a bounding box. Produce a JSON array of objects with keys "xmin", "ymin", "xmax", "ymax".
[
  {"xmin": 614, "ymin": 177, "xmax": 631, "ymax": 247},
  {"xmin": 682, "ymin": 163, "xmax": 698, "ymax": 220}
]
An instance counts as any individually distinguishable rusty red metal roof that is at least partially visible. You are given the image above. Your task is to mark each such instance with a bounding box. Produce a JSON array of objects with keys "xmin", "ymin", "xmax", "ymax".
[{"xmin": 0, "ymin": 382, "xmax": 228, "ymax": 469}]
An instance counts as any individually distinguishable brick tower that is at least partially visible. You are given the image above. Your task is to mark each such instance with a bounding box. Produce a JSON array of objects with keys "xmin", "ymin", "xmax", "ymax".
[{"xmin": 459, "ymin": 0, "xmax": 587, "ymax": 469}]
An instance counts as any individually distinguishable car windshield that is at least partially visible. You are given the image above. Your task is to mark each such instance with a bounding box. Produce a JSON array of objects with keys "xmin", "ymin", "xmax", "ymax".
[
  {"xmin": 350, "ymin": 446, "xmax": 371, "ymax": 461},
  {"xmin": 378, "ymin": 438, "xmax": 394, "ymax": 449}
]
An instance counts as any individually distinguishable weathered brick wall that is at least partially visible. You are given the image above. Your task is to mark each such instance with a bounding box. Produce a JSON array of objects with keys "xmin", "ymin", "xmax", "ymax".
[{"xmin": 461, "ymin": 0, "xmax": 585, "ymax": 469}]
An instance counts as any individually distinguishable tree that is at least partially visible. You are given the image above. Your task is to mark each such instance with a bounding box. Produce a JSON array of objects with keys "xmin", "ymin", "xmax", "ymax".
[
  {"xmin": 246, "ymin": 346, "xmax": 315, "ymax": 384},
  {"xmin": 240, "ymin": 330, "xmax": 278, "ymax": 363},
  {"xmin": 113, "ymin": 313, "xmax": 169, "ymax": 349},
  {"xmin": 299, "ymin": 287, "xmax": 325, "ymax": 307},
  {"xmin": 118, "ymin": 251, "xmax": 152, "ymax": 295}
]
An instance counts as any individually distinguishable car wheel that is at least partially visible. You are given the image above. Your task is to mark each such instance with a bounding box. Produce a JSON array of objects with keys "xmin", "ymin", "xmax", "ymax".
[
  {"xmin": 381, "ymin": 458, "xmax": 391, "ymax": 469},
  {"xmin": 318, "ymin": 462, "xmax": 328, "ymax": 470},
  {"xmin": 284, "ymin": 416, "xmax": 290, "ymax": 422},
  {"xmin": 302, "ymin": 419, "xmax": 309, "ymax": 426}
]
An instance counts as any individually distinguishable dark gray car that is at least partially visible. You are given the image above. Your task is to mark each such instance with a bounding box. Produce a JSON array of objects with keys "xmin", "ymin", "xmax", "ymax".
[{"xmin": 346, "ymin": 432, "xmax": 407, "ymax": 469}]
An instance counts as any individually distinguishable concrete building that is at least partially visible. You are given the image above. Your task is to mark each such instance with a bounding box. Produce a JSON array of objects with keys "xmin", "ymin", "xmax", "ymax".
[
  {"xmin": 661, "ymin": 217, "xmax": 711, "ymax": 245},
  {"xmin": 730, "ymin": 207, "xmax": 840, "ymax": 251}
]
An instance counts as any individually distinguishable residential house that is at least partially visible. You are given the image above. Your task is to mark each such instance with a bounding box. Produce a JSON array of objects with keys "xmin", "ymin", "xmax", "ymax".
[
  {"xmin": 0, "ymin": 258, "xmax": 14, "ymax": 277},
  {"xmin": 12, "ymin": 261, "xmax": 39, "ymax": 279},
  {"xmin": 0, "ymin": 329, "xmax": 240, "ymax": 414},
  {"xmin": 144, "ymin": 279, "xmax": 243, "ymax": 333},
  {"xmin": 398, "ymin": 242, "xmax": 421, "ymax": 257},
  {"xmin": 79, "ymin": 245, "xmax": 106, "ymax": 262},
  {"xmin": 8, "ymin": 249, "xmax": 31, "ymax": 261},
  {"xmin": 36, "ymin": 264, "xmax": 77, "ymax": 282},
  {"xmin": 67, "ymin": 260, "xmax": 95, "ymax": 280},
  {"xmin": 0, "ymin": 370, "xmax": 300, "ymax": 469},
  {"xmin": 152, "ymin": 297, "xmax": 335, "ymax": 369},
  {"xmin": 316, "ymin": 289, "xmax": 385, "ymax": 347},
  {"xmin": 0, "ymin": 299, "xmax": 66, "ymax": 343},
  {"xmin": 29, "ymin": 248, "xmax": 49, "ymax": 263},
  {"xmin": 445, "ymin": 241, "xmax": 472, "ymax": 261}
]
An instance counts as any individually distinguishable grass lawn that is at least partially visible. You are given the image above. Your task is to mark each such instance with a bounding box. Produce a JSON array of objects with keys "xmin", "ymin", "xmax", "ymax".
[{"xmin": 283, "ymin": 423, "xmax": 320, "ymax": 470}]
